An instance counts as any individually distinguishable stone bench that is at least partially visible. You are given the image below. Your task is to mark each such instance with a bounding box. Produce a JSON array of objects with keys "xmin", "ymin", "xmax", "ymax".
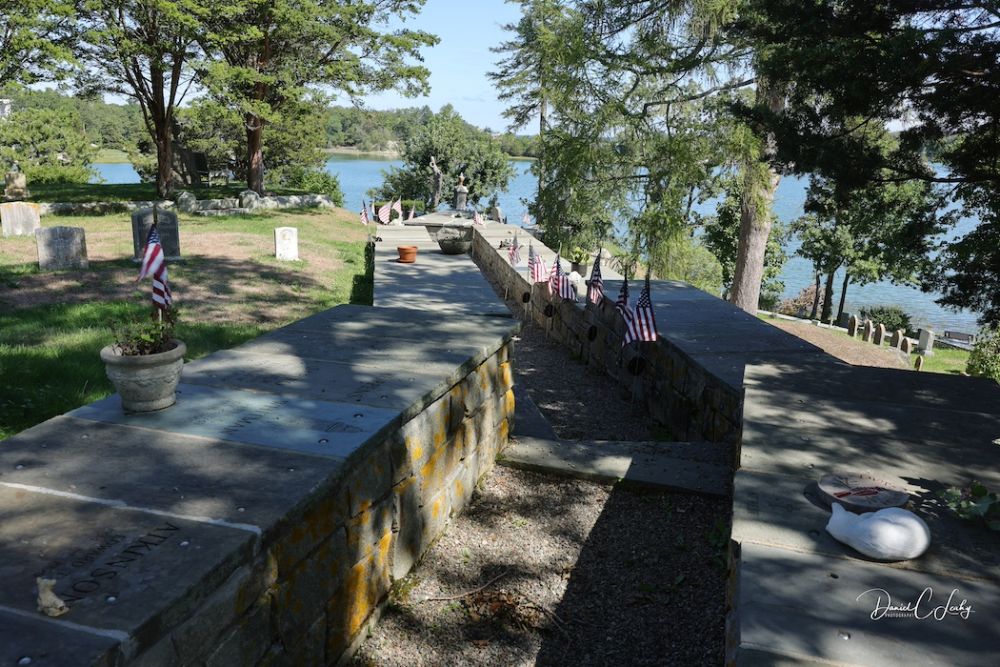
[{"xmin": 0, "ymin": 304, "xmax": 518, "ymax": 666}]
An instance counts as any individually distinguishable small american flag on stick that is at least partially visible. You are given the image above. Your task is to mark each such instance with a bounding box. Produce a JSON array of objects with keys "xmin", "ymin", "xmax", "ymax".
[
  {"xmin": 407, "ymin": 205, "xmax": 415, "ymax": 221},
  {"xmin": 528, "ymin": 244, "xmax": 547, "ymax": 283},
  {"xmin": 473, "ymin": 208, "xmax": 485, "ymax": 226},
  {"xmin": 392, "ymin": 198, "xmax": 403, "ymax": 221},
  {"xmin": 137, "ymin": 222, "xmax": 172, "ymax": 310},
  {"xmin": 377, "ymin": 200, "xmax": 391, "ymax": 224},
  {"xmin": 508, "ymin": 232, "xmax": 522, "ymax": 266},
  {"xmin": 587, "ymin": 252, "xmax": 604, "ymax": 306},
  {"xmin": 630, "ymin": 271, "xmax": 658, "ymax": 343},
  {"xmin": 521, "ymin": 212, "xmax": 531, "ymax": 226},
  {"xmin": 616, "ymin": 275, "xmax": 639, "ymax": 345},
  {"xmin": 359, "ymin": 200, "xmax": 370, "ymax": 225},
  {"xmin": 549, "ymin": 252, "xmax": 575, "ymax": 300}
]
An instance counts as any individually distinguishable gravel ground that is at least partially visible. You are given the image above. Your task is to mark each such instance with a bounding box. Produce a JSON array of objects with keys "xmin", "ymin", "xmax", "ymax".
[
  {"xmin": 353, "ymin": 467, "xmax": 729, "ymax": 667},
  {"xmin": 764, "ymin": 317, "xmax": 910, "ymax": 369}
]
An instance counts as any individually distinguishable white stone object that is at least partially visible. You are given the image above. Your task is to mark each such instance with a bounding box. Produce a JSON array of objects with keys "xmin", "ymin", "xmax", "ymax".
[
  {"xmin": 275, "ymin": 227, "xmax": 299, "ymax": 261},
  {"xmin": 176, "ymin": 191, "xmax": 198, "ymax": 213},
  {"xmin": 240, "ymin": 189, "xmax": 261, "ymax": 210},
  {"xmin": 918, "ymin": 329, "xmax": 936, "ymax": 356},
  {"xmin": 1, "ymin": 201, "xmax": 40, "ymax": 236},
  {"xmin": 568, "ymin": 270, "xmax": 583, "ymax": 300},
  {"xmin": 36, "ymin": 226, "xmax": 88, "ymax": 270},
  {"xmin": 826, "ymin": 503, "xmax": 930, "ymax": 561}
]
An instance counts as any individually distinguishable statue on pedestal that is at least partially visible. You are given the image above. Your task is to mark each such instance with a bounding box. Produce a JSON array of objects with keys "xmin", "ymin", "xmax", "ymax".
[
  {"xmin": 429, "ymin": 156, "xmax": 443, "ymax": 211},
  {"xmin": 453, "ymin": 172, "xmax": 468, "ymax": 211}
]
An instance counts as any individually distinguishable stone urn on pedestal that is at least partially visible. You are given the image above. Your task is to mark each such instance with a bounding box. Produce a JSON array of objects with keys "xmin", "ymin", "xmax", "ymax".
[{"xmin": 453, "ymin": 173, "xmax": 468, "ymax": 212}]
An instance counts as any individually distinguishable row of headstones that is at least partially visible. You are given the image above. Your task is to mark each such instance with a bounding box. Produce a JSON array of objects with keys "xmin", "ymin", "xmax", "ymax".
[
  {"xmin": 3, "ymin": 202, "xmax": 300, "ymax": 270},
  {"xmin": 846, "ymin": 314, "xmax": 936, "ymax": 366}
]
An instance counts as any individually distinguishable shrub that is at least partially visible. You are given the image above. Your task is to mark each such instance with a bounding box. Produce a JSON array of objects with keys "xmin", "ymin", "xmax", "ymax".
[
  {"xmin": 966, "ymin": 327, "xmax": 1000, "ymax": 384},
  {"xmin": 270, "ymin": 166, "xmax": 344, "ymax": 206},
  {"xmin": 777, "ymin": 284, "xmax": 823, "ymax": 318},
  {"xmin": 859, "ymin": 305, "xmax": 913, "ymax": 335}
]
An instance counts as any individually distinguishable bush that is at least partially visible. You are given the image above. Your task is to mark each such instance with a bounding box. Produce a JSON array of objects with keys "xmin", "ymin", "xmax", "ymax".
[
  {"xmin": 270, "ymin": 166, "xmax": 344, "ymax": 206},
  {"xmin": 859, "ymin": 305, "xmax": 913, "ymax": 335},
  {"xmin": 966, "ymin": 327, "xmax": 1000, "ymax": 384},
  {"xmin": 777, "ymin": 284, "xmax": 823, "ymax": 318}
]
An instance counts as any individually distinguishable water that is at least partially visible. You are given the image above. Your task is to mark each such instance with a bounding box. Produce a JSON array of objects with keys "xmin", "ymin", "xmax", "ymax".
[{"xmin": 94, "ymin": 156, "xmax": 982, "ymax": 333}]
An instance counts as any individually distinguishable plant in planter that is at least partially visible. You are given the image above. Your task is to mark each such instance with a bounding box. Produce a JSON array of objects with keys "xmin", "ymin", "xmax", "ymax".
[
  {"xmin": 568, "ymin": 246, "xmax": 591, "ymax": 274},
  {"xmin": 102, "ymin": 308, "xmax": 186, "ymax": 413},
  {"xmin": 101, "ymin": 218, "xmax": 185, "ymax": 413}
]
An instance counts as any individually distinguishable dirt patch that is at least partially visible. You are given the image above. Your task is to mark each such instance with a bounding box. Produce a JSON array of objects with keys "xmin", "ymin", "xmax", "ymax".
[
  {"xmin": 354, "ymin": 467, "xmax": 728, "ymax": 667},
  {"xmin": 765, "ymin": 317, "xmax": 910, "ymax": 369}
]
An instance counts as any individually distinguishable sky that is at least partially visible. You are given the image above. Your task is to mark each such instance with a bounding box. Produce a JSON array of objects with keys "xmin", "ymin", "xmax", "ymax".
[{"xmin": 342, "ymin": 0, "xmax": 526, "ymax": 133}]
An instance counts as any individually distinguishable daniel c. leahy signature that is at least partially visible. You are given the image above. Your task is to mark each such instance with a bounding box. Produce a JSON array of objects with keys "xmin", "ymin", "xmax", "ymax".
[{"xmin": 856, "ymin": 587, "xmax": 975, "ymax": 620}]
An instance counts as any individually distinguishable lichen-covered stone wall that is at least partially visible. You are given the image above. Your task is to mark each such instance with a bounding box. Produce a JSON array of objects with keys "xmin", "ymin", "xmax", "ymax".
[{"xmin": 472, "ymin": 230, "xmax": 741, "ymax": 446}]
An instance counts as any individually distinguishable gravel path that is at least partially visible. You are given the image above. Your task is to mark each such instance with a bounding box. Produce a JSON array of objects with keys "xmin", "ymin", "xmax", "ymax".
[
  {"xmin": 354, "ymin": 309, "xmax": 730, "ymax": 665},
  {"xmin": 764, "ymin": 317, "xmax": 910, "ymax": 369}
]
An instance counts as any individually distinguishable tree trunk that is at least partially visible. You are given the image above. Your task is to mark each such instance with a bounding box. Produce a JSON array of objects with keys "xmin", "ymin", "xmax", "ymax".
[
  {"xmin": 153, "ymin": 118, "xmax": 173, "ymax": 199},
  {"xmin": 246, "ymin": 117, "xmax": 264, "ymax": 194},
  {"xmin": 729, "ymin": 78, "xmax": 784, "ymax": 314},
  {"xmin": 821, "ymin": 268, "xmax": 837, "ymax": 323},
  {"xmin": 809, "ymin": 270, "xmax": 821, "ymax": 319},
  {"xmin": 837, "ymin": 270, "xmax": 850, "ymax": 323},
  {"xmin": 730, "ymin": 163, "xmax": 780, "ymax": 313}
]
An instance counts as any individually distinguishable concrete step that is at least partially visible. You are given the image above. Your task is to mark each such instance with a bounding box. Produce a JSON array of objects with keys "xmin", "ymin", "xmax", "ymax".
[{"xmin": 499, "ymin": 435, "xmax": 731, "ymax": 496}]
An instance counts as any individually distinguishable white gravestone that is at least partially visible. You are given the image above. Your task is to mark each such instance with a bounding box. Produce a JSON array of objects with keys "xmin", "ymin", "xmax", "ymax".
[
  {"xmin": 36, "ymin": 226, "xmax": 88, "ymax": 270},
  {"xmin": 0, "ymin": 201, "xmax": 41, "ymax": 237},
  {"xmin": 274, "ymin": 227, "xmax": 299, "ymax": 261},
  {"xmin": 917, "ymin": 329, "xmax": 935, "ymax": 356}
]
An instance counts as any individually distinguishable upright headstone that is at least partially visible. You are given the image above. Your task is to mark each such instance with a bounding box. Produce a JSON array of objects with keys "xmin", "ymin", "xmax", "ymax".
[
  {"xmin": 847, "ymin": 315, "xmax": 860, "ymax": 337},
  {"xmin": 36, "ymin": 226, "xmax": 88, "ymax": 270},
  {"xmin": 837, "ymin": 311, "xmax": 853, "ymax": 329},
  {"xmin": 240, "ymin": 190, "xmax": 261, "ymax": 210},
  {"xmin": 901, "ymin": 338, "xmax": 914, "ymax": 354},
  {"xmin": 862, "ymin": 320, "xmax": 875, "ymax": 343},
  {"xmin": 131, "ymin": 208, "xmax": 181, "ymax": 260},
  {"xmin": 453, "ymin": 173, "xmax": 468, "ymax": 211},
  {"xmin": 3, "ymin": 170, "xmax": 29, "ymax": 200},
  {"xmin": 176, "ymin": 191, "xmax": 198, "ymax": 213},
  {"xmin": 914, "ymin": 355, "xmax": 924, "ymax": 371},
  {"xmin": 890, "ymin": 329, "xmax": 905, "ymax": 349},
  {"xmin": 0, "ymin": 201, "xmax": 41, "ymax": 237},
  {"xmin": 917, "ymin": 328, "xmax": 936, "ymax": 356},
  {"xmin": 872, "ymin": 323, "xmax": 887, "ymax": 345},
  {"xmin": 274, "ymin": 227, "xmax": 298, "ymax": 261},
  {"xmin": 491, "ymin": 205, "xmax": 504, "ymax": 223}
]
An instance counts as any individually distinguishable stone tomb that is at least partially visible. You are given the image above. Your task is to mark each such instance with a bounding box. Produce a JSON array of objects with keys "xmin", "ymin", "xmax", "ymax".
[
  {"xmin": 131, "ymin": 208, "xmax": 181, "ymax": 260},
  {"xmin": 36, "ymin": 226, "xmax": 88, "ymax": 270},
  {"xmin": 274, "ymin": 226, "xmax": 299, "ymax": 261},
  {"xmin": 0, "ymin": 200, "xmax": 41, "ymax": 237}
]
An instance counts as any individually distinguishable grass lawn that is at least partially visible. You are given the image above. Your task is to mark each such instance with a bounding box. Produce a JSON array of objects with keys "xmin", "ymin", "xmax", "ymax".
[
  {"xmin": 915, "ymin": 346, "xmax": 970, "ymax": 375},
  {"xmin": 94, "ymin": 148, "xmax": 132, "ymax": 164},
  {"xmin": 27, "ymin": 181, "xmax": 316, "ymax": 203},
  {"xmin": 0, "ymin": 207, "xmax": 371, "ymax": 440}
]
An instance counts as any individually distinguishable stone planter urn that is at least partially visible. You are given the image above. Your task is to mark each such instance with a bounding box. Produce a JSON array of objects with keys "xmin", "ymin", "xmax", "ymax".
[
  {"xmin": 397, "ymin": 246, "xmax": 418, "ymax": 263},
  {"xmin": 436, "ymin": 226, "xmax": 473, "ymax": 255},
  {"xmin": 100, "ymin": 339, "xmax": 186, "ymax": 412}
]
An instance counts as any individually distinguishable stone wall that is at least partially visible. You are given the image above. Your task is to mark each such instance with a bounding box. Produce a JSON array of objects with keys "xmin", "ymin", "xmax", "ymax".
[
  {"xmin": 127, "ymin": 344, "xmax": 516, "ymax": 666},
  {"xmin": 471, "ymin": 230, "xmax": 741, "ymax": 445}
]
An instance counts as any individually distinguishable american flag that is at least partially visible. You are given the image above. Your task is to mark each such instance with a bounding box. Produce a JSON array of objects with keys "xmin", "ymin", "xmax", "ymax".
[
  {"xmin": 473, "ymin": 208, "xmax": 485, "ymax": 226},
  {"xmin": 549, "ymin": 252, "xmax": 575, "ymax": 300},
  {"xmin": 528, "ymin": 244, "xmax": 547, "ymax": 282},
  {"xmin": 629, "ymin": 271, "xmax": 658, "ymax": 343},
  {"xmin": 359, "ymin": 200, "xmax": 369, "ymax": 225},
  {"xmin": 616, "ymin": 275, "xmax": 639, "ymax": 345},
  {"xmin": 508, "ymin": 232, "xmax": 521, "ymax": 266},
  {"xmin": 377, "ymin": 200, "xmax": 391, "ymax": 224},
  {"xmin": 407, "ymin": 205, "xmax": 415, "ymax": 221},
  {"xmin": 138, "ymin": 223, "xmax": 172, "ymax": 310},
  {"xmin": 587, "ymin": 252, "xmax": 604, "ymax": 306},
  {"xmin": 522, "ymin": 212, "xmax": 531, "ymax": 226},
  {"xmin": 392, "ymin": 198, "xmax": 403, "ymax": 221}
]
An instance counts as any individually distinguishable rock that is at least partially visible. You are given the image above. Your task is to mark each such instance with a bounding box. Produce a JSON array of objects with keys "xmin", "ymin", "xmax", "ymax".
[
  {"xmin": 239, "ymin": 190, "xmax": 261, "ymax": 210},
  {"xmin": 176, "ymin": 191, "xmax": 198, "ymax": 213}
]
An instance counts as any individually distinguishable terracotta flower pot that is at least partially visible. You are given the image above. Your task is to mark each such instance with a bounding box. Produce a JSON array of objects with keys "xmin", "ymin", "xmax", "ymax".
[
  {"xmin": 397, "ymin": 245, "xmax": 418, "ymax": 263},
  {"xmin": 100, "ymin": 339, "xmax": 186, "ymax": 413}
]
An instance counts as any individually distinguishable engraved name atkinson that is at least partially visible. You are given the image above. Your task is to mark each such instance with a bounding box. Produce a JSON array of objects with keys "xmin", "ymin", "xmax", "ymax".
[{"xmin": 34, "ymin": 522, "xmax": 182, "ymax": 604}]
